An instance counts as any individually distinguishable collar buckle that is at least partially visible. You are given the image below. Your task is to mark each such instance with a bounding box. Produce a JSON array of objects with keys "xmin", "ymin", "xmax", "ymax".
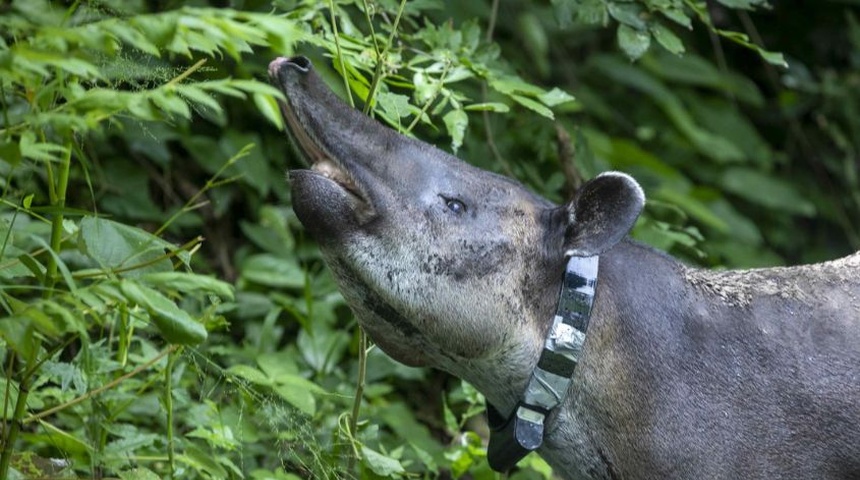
[{"xmin": 487, "ymin": 402, "xmax": 546, "ymax": 472}]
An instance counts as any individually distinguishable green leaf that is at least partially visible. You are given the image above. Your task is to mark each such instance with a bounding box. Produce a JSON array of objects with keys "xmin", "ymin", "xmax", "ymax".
[
  {"xmin": 590, "ymin": 56, "xmax": 746, "ymax": 162},
  {"xmin": 227, "ymin": 365, "xmax": 272, "ymax": 386},
  {"xmin": 651, "ymin": 22, "xmax": 685, "ymax": 55},
  {"xmin": 361, "ymin": 446, "xmax": 406, "ymax": 477},
  {"xmin": 443, "ymin": 109, "xmax": 468, "ymax": 153},
  {"xmin": 755, "ymin": 49, "xmax": 786, "ymax": 68},
  {"xmin": 538, "ymin": 87, "xmax": 576, "ymax": 107},
  {"xmin": 654, "ymin": 188, "xmax": 728, "ymax": 232},
  {"xmin": 617, "ymin": 24, "xmax": 651, "ymax": 60},
  {"xmin": 716, "ymin": 29, "xmax": 787, "ymax": 67},
  {"xmin": 0, "ymin": 140, "xmax": 22, "ymax": 166},
  {"xmin": 28, "ymin": 422, "xmax": 91, "ymax": 457},
  {"xmin": 720, "ymin": 168, "xmax": 817, "ymax": 216},
  {"xmin": 273, "ymin": 378, "xmax": 319, "ymax": 416},
  {"xmin": 150, "ymin": 90, "xmax": 191, "ymax": 119},
  {"xmin": 510, "ymin": 94, "xmax": 554, "ymax": 119},
  {"xmin": 660, "ymin": 8, "xmax": 693, "ymax": 29},
  {"xmin": 715, "ymin": 0, "xmax": 767, "ymax": 9},
  {"xmin": 0, "ymin": 318, "xmax": 38, "ymax": 359},
  {"xmin": 120, "ymin": 280, "xmax": 208, "ymax": 345},
  {"xmin": 118, "ymin": 467, "xmax": 161, "ymax": 480},
  {"xmin": 377, "ymin": 91, "xmax": 413, "ymax": 121},
  {"xmin": 256, "ymin": 351, "xmax": 300, "ymax": 380},
  {"xmin": 442, "ymin": 395, "xmax": 458, "ymax": 433},
  {"xmin": 518, "ymin": 12, "xmax": 550, "ymax": 77},
  {"xmin": 17, "ymin": 253, "xmax": 45, "ymax": 282},
  {"xmin": 240, "ymin": 254, "xmax": 304, "ymax": 288},
  {"xmin": 78, "ymin": 216, "xmax": 190, "ymax": 275},
  {"xmin": 490, "ymin": 75, "xmax": 547, "ymax": 97},
  {"xmin": 377, "ymin": 402, "xmax": 442, "ymax": 458},
  {"xmin": 239, "ymin": 206, "xmax": 295, "ymax": 254},
  {"xmin": 297, "ymin": 327, "xmax": 350, "ymax": 375},
  {"xmin": 574, "ymin": 0, "xmax": 609, "ymax": 25},
  {"xmin": 254, "ymin": 92, "xmax": 284, "ymax": 130},
  {"xmin": 463, "ymin": 102, "xmax": 509, "ymax": 112},
  {"xmin": 139, "ymin": 272, "xmax": 235, "ymax": 300},
  {"xmin": 413, "ymin": 70, "xmax": 439, "ymax": 105},
  {"xmin": 174, "ymin": 84, "xmax": 226, "ymax": 121},
  {"xmin": 18, "ymin": 131, "xmax": 69, "ymax": 162},
  {"xmin": 607, "ymin": 2, "xmax": 647, "ymax": 30},
  {"xmin": 643, "ymin": 52, "xmax": 764, "ymax": 106},
  {"xmin": 181, "ymin": 445, "xmax": 229, "ymax": 479}
]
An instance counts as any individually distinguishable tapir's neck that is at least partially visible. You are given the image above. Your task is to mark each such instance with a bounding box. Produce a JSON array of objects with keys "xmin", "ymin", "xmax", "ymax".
[
  {"xmin": 465, "ymin": 239, "xmax": 686, "ymax": 479},
  {"xmin": 536, "ymin": 239, "xmax": 686, "ymax": 479},
  {"xmin": 463, "ymin": 239, "xmax": 681, "ymax": 405}
]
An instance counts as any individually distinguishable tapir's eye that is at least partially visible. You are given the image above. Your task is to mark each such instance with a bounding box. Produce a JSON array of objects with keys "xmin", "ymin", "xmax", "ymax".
[{"xmin": 442, "ymin": 196, "xmax": 467, "ymax": 214}]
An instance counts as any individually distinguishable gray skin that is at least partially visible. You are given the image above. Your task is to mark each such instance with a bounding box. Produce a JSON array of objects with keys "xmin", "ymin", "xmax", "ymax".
[{"xmin": 269, "ymin": 56, "xmax": 860, "ymax": 480}]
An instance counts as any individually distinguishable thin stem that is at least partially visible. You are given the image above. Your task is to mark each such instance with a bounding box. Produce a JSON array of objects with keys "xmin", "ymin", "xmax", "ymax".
[
  {"xmin": 347, "ymin": 329, "xmax": 368, "ymax": 474},
  {"xmin": 405, "ymin": 61, "xmax": 452, "ymax": 134},
  {"xmin": 165, "ymin": 349, "xmax": 177, "ymax": 479},
  {"xmin": 361, "ymin": 0, "xmax": 383, "ymax": 59},
  {"xmin": 0, "ymin": 200, "xmax": 19, "ymax": 264},
  {"xmin": 383, "ymin": 0, "xmax": 408, "ymax": 59},
  {"xmin": 44, "ymin": 139, "xmax": 73, "ymax": 297},
  {"xmin": 329, "ymin": 0, "xmax": 355, "ymax": 108},
  {"xmin": 0, "ymin": 83, "xmax": 11, "ymax": 141},
  {"xmin": 361, "ymin": 0, "xmax": 384, "ymax": 115},
  {"xmin": 2, "ymin": 134, "xmax": 72, "ymax": 480},
  {"xmin": 486, "ymin": 0, "xmax": 500, "ymax": 42},
  {"xmin": 361, "ymin": 0, "xmax": 407, "ymax": 115},
  {"xmin": 117, "ymin": 303, "xmax": 131, "ymax": 367},
  {"xmin": 23, "ymin": 345, "xmax": 178, "ymax": 424},
  {"xmin": 0, "ymin": 348, "xmax": 38, "ymax": 480},
  {"xmin": 0, "ymin": 378, "xmax": 29, "ymax": 480},
  {"xmin": 73, "ymin": 236, "xmax": 204, "ymax": 279},
  {"xmin": 0, "ymin": 356, "xmax": 11, "ymax": 446},
  {"xmin": 165, "ymin": 59, "xmax": 207, "ymax": 87},
  {"xmin": 481, "ymin": 0, "xmax": 514, "ymax": 177},
  {"xmin": 154, "ymin": 143, "xmax": 252, "ymax": 237}
]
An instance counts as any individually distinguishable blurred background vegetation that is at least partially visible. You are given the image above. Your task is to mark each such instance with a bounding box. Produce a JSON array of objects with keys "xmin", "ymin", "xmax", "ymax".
[{"xmin": 0, "ymin": 0, "xmax": 857, "ymax": 479}]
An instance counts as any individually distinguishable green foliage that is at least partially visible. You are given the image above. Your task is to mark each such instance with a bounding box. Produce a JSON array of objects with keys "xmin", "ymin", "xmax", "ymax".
[
  {"xmin": 1, "ymin": 0, "xmax": 857, "ymax": 479},
  {"xmin": 551, "ymin": 0, "xmax": 785, "ymax": 64}
]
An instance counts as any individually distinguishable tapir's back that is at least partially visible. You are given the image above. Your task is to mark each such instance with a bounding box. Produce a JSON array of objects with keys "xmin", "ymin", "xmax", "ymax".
[
  {"xmin": 665, "ymin": 251, "xmax": 860, "ymax": 479},
  {"xmin": 683, "ymin": 251, "xmax": 860, "ymax": 313}
]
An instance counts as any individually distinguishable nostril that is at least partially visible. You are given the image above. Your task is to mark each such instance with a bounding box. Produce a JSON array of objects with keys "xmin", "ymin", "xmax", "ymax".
[
  {"xmin": 268, "ymin": 56, "xmax": 312, "ymax": 78},
  {"xmin": 286, "ymin": 56, "xmax": 312, "ymax": 72}
]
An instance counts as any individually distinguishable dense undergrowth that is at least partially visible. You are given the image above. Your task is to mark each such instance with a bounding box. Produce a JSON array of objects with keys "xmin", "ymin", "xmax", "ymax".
[{"xmin": 0, "ymin": 0, "xmax": 857, "ymax": 479}]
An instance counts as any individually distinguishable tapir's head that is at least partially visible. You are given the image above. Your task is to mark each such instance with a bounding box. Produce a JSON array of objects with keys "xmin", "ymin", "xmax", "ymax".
[{"xmin": 269, "ymin": 57, "xmax": 643, "ymax": 392}]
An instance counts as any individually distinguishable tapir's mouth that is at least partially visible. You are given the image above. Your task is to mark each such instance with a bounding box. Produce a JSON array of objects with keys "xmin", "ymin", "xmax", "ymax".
[
  {"xmin": 309, "ymin": 160, "xmax": 363, "ymax": 200},
  {"xmin": 281, "ymin": 96, "xmax": 366, "ymax": 203},
  {"xmin": 268, "ymin": 56, "xmax": 372, "ymax": 213}
]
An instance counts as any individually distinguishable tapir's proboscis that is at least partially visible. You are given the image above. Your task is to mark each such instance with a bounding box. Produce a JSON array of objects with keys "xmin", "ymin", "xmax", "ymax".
[{"xmin": 269, "ymin": 56, "xmax": 860, "ymax": 480}]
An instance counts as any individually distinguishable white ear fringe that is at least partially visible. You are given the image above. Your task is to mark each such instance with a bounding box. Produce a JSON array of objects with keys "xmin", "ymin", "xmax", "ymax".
[{"xmin": 595, "ymin": 171, "xmax": 646, "ymax": 207}]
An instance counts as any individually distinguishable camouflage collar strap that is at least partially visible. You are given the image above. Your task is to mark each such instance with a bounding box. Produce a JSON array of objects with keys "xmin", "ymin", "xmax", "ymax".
[{"xmin": 486, "ymin": 255, "xmax": 599, "ymax": 473}]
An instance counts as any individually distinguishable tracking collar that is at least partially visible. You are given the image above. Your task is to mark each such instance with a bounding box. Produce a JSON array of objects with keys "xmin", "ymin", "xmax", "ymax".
[{"xmin": 486, "ymin": 255, "xmax": 599, "ymax": 472}]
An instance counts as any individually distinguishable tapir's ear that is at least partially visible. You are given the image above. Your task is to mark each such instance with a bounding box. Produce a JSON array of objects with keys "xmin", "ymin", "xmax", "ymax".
[{"xmin": 563, "ymin": 172, "xmax": 645, "ymax": 257}]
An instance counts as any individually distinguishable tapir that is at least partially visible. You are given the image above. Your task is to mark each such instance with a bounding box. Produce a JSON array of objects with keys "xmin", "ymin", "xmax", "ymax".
[{"xmin": 268, "ymin": 56, "xmax": 860, "ymax": 480}]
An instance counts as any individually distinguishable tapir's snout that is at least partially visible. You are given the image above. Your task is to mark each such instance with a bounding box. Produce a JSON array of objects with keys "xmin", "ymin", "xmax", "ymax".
[{"xmin": 269, "ymin": 56, "xmax": 386, "ymax": 239}]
